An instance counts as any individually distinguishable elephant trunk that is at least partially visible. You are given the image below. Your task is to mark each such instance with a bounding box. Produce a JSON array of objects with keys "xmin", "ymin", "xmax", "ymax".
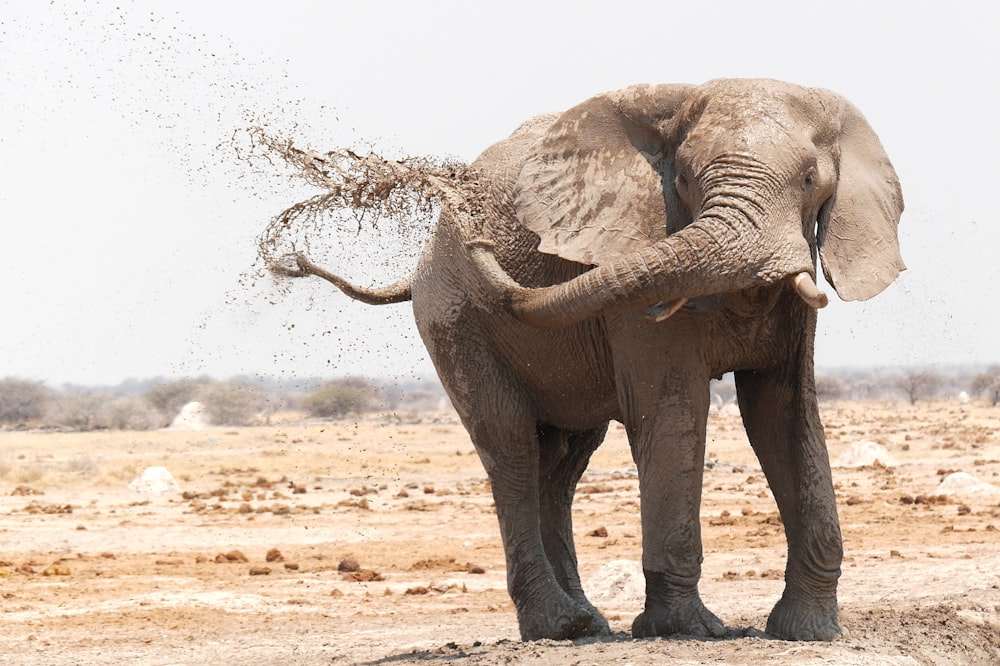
[{"xmin": 471, "ymin": 193, "xmax": 824, "ymax": 329}]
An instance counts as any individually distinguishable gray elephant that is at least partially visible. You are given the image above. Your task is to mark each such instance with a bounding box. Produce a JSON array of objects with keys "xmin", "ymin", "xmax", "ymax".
[{"xmin": 277, "ymin": 79, "xmax": 903, "ymax": 642}]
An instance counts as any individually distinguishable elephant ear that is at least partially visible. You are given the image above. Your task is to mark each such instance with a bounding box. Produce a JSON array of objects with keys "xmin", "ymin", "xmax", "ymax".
[
  {"xmin": 514, "ymin": 84, "xmax": 695, "ymax": 266},
  {"xmin": 818, "ymin": 97, "xmax": 905, "ymax": 301}
]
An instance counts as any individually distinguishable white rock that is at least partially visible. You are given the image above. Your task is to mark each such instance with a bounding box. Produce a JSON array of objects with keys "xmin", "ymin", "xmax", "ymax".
[
  {"xmin": 936, "ymin": 472, "xmax": 1000, "ymax": 497},
  {"xmin": 584, "ymin": 560, "xmax": 644, "ymax": 608},
  {"xmin": 834, "ymin": 440, "xmax": 898, "ymax": 468},
  {"xmin": 128, "ymin": 466, "xmax": 181, "ymax": 496},
  {"xmin": 169, "ymin": 401, "xmax": 208, "ymax": 430}
]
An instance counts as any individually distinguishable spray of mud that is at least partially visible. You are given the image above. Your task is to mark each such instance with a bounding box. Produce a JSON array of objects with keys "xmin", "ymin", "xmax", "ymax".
[{"xmin": 242, "ymin": 127, "xmax": 485, "ymax": 294}]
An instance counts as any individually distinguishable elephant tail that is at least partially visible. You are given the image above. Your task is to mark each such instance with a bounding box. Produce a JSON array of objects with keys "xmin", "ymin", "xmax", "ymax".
[{"xmin": 270, "ymin": 252, "xmax": 411, "ymax": 305}]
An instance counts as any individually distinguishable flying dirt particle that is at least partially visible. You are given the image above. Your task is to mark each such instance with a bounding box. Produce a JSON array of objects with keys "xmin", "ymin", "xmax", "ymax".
[
  {"xmin": 249, "ymin": 567, "xmax": 271, "ymax": 576},
  {"xmin": 338, "ymin": 558, "xmax": 360, "ymax": 572},
  {"xmin": 588, "ymin": 526, "xmax": 609, "ymax": 538},
  {"xmin": 266, "ymin": 548, "xmax": 284, "ymax": 562}
]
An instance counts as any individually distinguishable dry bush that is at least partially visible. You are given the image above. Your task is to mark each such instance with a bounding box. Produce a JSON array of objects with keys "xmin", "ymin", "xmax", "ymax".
[
  {"xmin": 197, "ymin": 381, "xmax": 269, "ymax": 426},
  {"xmin": 304, "ymin": 377, "xmax": 383, "ymax": 419},
  {"xmin": 0, "ymin": 377, "xmax": 50, "ymax": 426},
  {"xmin": 44, "ymin": 392, "xmax": 112, "ymax": 431},
  {"xmin": 97, "ymin": 395, "xmax": 164, "ymax": 430}
]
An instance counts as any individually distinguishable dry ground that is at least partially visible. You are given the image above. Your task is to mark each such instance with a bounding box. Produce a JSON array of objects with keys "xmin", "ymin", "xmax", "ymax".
[{"xmin": 1, "ymin": 401, "xmax": 998, "ymax": 665}]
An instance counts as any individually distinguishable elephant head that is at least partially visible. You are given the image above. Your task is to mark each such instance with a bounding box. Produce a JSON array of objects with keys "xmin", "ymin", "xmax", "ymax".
[{"xmin": 473, "ymin": 79, "xmax": 904, "ymax": 327}]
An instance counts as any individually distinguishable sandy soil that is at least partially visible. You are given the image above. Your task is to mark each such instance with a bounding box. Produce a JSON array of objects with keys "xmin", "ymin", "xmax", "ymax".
[{"xmin": 1, "ymin": 401, "xmax": 998, "ymax": 665}]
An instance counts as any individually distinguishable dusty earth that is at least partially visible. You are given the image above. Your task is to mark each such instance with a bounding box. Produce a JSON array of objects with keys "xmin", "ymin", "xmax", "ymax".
[{"xmin": 1, "ymin": 401, "xmax": 999, "ymax": 665}]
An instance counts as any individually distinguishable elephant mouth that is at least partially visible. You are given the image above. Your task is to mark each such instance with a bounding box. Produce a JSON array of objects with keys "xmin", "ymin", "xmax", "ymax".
[{"xmin": 646, "ymin": 271, "xmax": 828, "ymax": 323}]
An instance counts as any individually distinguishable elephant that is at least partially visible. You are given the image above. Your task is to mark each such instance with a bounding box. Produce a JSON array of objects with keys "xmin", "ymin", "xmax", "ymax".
[{"xmin": 278, "ymin": 79, "xmax": 904, "ymax": 642}]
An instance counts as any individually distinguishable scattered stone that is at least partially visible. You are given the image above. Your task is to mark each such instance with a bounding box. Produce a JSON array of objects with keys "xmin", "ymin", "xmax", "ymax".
[
  {"xmin": 284, "ymin": 562, "xmax": 299, "ymax": 571},
  {"xmin": 342, "ymin": 569, "xmax": 383, "ymax": 582},
  {"xmin": 215, "ymin": 550, "xmax": 248, "ymax": 563},
  {"xmin": 266, "ymin": 548, "xmax": 284, "ymax": 562},
  {"xmin": 42, "ymin": 565, "xmax": 71, "ymax": 576},
  {"xmin": 249, "ymin": 566, "xmax": 271, "ymax": 576},
  {"xmin": 405, "ymin": 586, "xmax": 429, "ymax": 595},
  {"xmin": 467, "ymin": 564, "xmax": 485, "ymax": 575},
  {"xmin": 834, "ymin": 441, "xmax": 898, "ymax": 468},
  {"xmin": 11, "ymin": 485, "xmax": 43, "ymax": 496},
  {"xmin": 169, "ymin": 401, "xmax": 209, "ymax": 430},
  {"xmin": 588, "ymin": 526, "xmax": 609, "ymax": 538},
  {"xmin": 128, "ymin": 467, "xmax": 181, "ymax": 496},
  {"xmin": 936, "ymin": 472, "xmax": 1000, "ymax": 498},
  {"xmin": 584, "ymin": 560, "xmax": 644, "ymax": 608},
  {"xmin": 338, "ymin": 558, "xmax": 360, "ymax": 572}
]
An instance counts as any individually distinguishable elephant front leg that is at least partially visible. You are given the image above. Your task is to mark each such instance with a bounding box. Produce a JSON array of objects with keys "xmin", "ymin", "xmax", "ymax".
[
  {"xmin": 735, "ymin": 368, "xmax": 842, "ymax": 641},
  {"xmin": 622, "ymin": 373, "xmax": 725, "ymax": 639}
]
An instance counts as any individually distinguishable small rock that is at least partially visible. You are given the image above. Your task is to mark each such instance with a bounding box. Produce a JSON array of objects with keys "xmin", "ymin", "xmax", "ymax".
[
  {"xmin": 936, "ymin": 472, "xmax": 1000, "ymax": 498},
  {"xmin": 834, "ymin": 441, "xmax": 898, "ymax": 468},
  {"xmin": 467, "ymin": 564, "xmax": 485, "ymax": 574},
  {"xmin": 266, "ymin": 548, "xmax": 284, "ymax": 562},
  {"xmin": 588, "ymin": 526, "xmax": 608, "ymax": 538},
  {"xmin": 249, "ymin": 567, "xmax": 271, "ymax": 576},
  {"xmin": 337, "ymin": 558, "xmax": 360, "ymax": 572}
]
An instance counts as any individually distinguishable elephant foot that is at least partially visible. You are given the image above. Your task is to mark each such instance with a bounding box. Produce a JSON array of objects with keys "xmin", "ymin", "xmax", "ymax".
[
  {"xmin": 631, "ymin": 595, "xmax": 725, "ymax": 639},
  {"xmin": 765, "ymin": 592, "xmax": 840, "ymax": 641},
  {"xmin": 517, "ymin": 593, "xmax": 607, "ymax": 641}
]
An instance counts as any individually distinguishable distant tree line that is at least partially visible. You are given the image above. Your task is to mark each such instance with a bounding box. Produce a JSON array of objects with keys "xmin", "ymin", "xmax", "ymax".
[
  {"xmin": 707, "ymin": 366, "xmax": 1000, "ymax": 408},
  {"xmin": 0, "ymin": 375, "xmax": 451, "ymax": 431}
]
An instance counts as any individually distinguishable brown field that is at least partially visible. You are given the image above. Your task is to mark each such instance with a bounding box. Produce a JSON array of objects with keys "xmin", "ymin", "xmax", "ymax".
[{"xmin": 1, "ymin": 401, "xmax": 998, "ymax": 665}]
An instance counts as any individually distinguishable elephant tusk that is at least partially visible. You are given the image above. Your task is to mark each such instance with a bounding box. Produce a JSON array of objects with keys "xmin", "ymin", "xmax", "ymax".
[
  {"xmin": 791, "ymin": 272, "xmax": 829, "ymax": 309},
  {"xmin": 646, "ymin": 298, "xmax": 688, "ymax": 323}
]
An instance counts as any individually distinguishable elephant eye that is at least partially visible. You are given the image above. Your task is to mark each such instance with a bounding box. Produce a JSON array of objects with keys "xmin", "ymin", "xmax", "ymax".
[{"xmin": 803, "ymin": 167, "xmax": 817, "ymax": 191}]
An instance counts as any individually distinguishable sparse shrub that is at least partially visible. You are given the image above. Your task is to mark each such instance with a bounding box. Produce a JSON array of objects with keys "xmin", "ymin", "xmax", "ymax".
[
  {"xmin": 815, "ymin": 376, "xmax": 847, "ymax": 402},
  {"xmin": 305, "ymin": 377, "xmax": 383, "ymax": 419},
  {"xmin": 96, "ymin": 395, "xmax": 164, "ymax": 430},
  {"xmin": 970, "ymin": 367, "xmax": 1000, "ymax": 407},
  {"xmin": 0, "ymin": 378, "xmax": 50, "ymax": 426},
  {"xmin": 198, "ymin": 381, "xmax": 269, "ymax": 426},
  {"xmin": 44, "ymin": 392, "xmax": 111, "ymax": 430},
  {"xmin": 892, "ymin": 370, "xmax": 943, "ymax": 406}
]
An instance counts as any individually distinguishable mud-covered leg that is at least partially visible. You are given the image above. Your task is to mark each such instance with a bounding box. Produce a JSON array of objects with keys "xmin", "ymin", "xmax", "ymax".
[
  {"xmin": 610, "ymin": 318, "xmax": 724, "ymax": 639},
  {"xmin": 430, "ymin": 338, "xmax": 597, "ymax": 640},
  {"xmin": 537, "ymin": 425, "xmax": 611, "ymax": 636},
  {"xmin": 736, "ymin": 367, "xmax": 842, "ymax": 641}
]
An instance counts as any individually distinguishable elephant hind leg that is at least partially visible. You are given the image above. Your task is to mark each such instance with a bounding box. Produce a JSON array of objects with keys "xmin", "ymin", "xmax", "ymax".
[
  {"xmin": 537, "ymin": 424, "xmax": 611, "ymax": 636},
  {"xmin": 467, "ymin": 415, "xmax": 599, "ymax": 641}
]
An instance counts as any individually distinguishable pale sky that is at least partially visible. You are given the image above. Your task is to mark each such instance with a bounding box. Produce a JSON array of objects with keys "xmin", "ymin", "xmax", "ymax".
[{"xmin": 2, "ymin": 0, "xmax": 998, "ymax": 386}]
